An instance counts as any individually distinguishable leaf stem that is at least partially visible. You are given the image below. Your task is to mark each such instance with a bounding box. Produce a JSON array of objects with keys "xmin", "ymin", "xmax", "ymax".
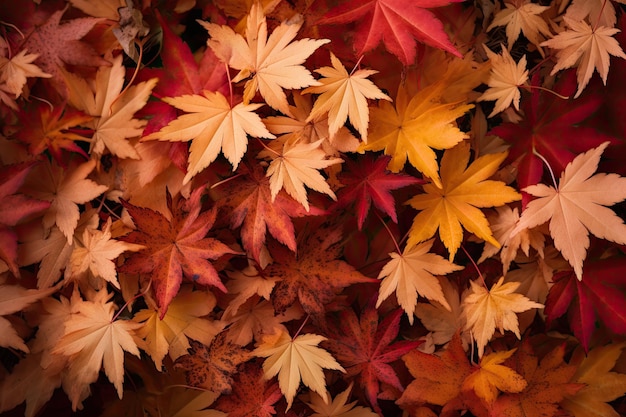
[
  {"xmin": 532, "ymin": 146, "xmax": 558, "ymax": 189},
  {"xmin": 293, "ymin": 314, "xmax": 310, "ymax": 339},
  {"xmin": 109, "ymin": 39, "xmax": 146, "ymax": 116},
  {"xmin": 375, "ymin": 211, "xmax": 401, "ymax": 254},
  {"xmin": 461, "ymin": 245, "xmax": 487, "ymax": 289},
  {"xmin": 350, "ymin": 55, "xmax": 364, "ymax": 76},
  {"xmin": 522, "ymin": 84, "xmax": 569, "ymax": 100}
]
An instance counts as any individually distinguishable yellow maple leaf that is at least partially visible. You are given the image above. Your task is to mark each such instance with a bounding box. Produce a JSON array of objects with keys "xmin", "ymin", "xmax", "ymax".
[
  {"xmin": 134, "ymin": 286, "xmax": 224, "ymax": 369},
  {"xmin": 265, "ymin": 139, "xmax": 343, "ymax": 211},
  {"xmin": 477, "ymin": 44, "xmax": 529, "ymax": 118},
  {"xmin": 143, "ymin": 90, "xmax": 275, "ymax": 183},
  {"xmin": 462, "ymin": 348, "xmax": 527, "ymax": 405},
  {"xmin": 376, "ymin": 239, "xmax": 463, "ymax": 324},
  {"xmin": 306, "ymin": 382, "xmax": 378, "ymax": 417},
  {"xmin": 200, "ymin": 1, "xmax": 328, "ymax": 116},
  {"xmin": 461, "ymin": 277, "xmax": 543, "ymax": 357},
  {"xmin": 540, "ymin": 17, "xmax": 626, "ymax": 98},
  {"xmin": 562, "ymin": 342, "xmax": 626, "ymax": 417},
  {"xmin": 302, "ymin": 52, "xmax": 391, "ymax": 143},
  {"xmin": 52, "ymin": 291, "xmax": 141, "ymax": 410},
  {"xmin": 511, "ymin": 142, "xmax": 626, "ymax": 280},
  {"xmin": 406, "ymin": 141, "xmax": 521, "ymax": 260},
  {"xmin": 254, "ymin": 328, "xmax": 345, "ymax": 409},
  {"xmin": 361, "ymin": 82, "xmax": 472, "ymax": 187}
]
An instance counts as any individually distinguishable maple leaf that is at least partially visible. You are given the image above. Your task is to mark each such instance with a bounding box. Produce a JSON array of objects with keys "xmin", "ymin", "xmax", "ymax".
[
  {"xmin": 511, "ymin": 142, "xmax": 626, "ymax": 279},
  {"xmin": 263, "ymin": 225, "xmax": 376, "ymax": 317},
  {"xmin": 302, "ymin": 53, "xmax": 390, "ymax": 143},
  {"xmin": 561, "ymin": 342, "xmax": 626, "ymax": 417},
  {"xmin": 477, "ymin": 45, "xmax": 529, "ymax": 118},
  {"xmin": 335, "ymin": 155, "xmax": 421, "ymax": 230},
  {"xmin": 324, "ymin": 305, "xmax": 422, "ymax": 412},
  {"xmin": 120, "ymin": 188, "xmax": 236, "ymax": 317},
  {"xmin": 143, "ymin": 90, "xmax": 275, "ymax": 183},
  {"xmin": 200, "ymin": 1, "xmax": 329, "ymax": 116},
  {"xmin": 319, "ymin": 0, "xmax": 462, "ymax": 65},
  {"xmin": 134, "ymin": 286, "xmax": 223, "ymax": 369},
  {"xmin": 23, "ymin": 158, "xmax": 107, "ymax": 243},
  {"xmin": 0, "ymin": 48, "xmax": 51, "ymax": 97},
  {"xmin": 461, "ymin": 277, "xmax": 543, "ymax": 357},
  {"xmin": 406, "ymin": 141, "xmax": 521, "ymax": 260},
  {"xmin": 544, "ymin": 258, "xmax": 626, "ymax": 351},
  {"xmin": 52, "ymin": 291, "xmax": 141, "ymax": 410},
  {"xmin": 265, "ymin": 139, "xmax": 343, "ymax": 211},
  {"xmin": 157, "ymin": 386, "xmax": 226, "ymax": 417},
  {"xmin": 21, "ymin": 6, "xmax": 108, "ymax": 90},
  {"xmin": 361, "ymin": 82, "xmax": 473, "ymax": 188},
  {"xmin": 398, "ymin": 332, "xmax": 472, "ymax": 409},
  {"xmin": 540, "ymin": 16, "xmax": 626, "ymax": 98},
  {"xmin": 15, "ymin": 102, "xmax": 91, "ymax": 164},
  {"xmin": 490, "ymin": 341, "xmax": 583, "ymax": 417},
  {"xmin": 486, "ymin": 0, "xmax": 551, "ymax": 52},
  {"xmin": 0, "ymin": 161, "xmax": 50, "ymax": 276},
  {"xmin": 462, "ymin": 348, "xmax": 527, "ymax": 405},
  {"xmin": 214, "ymin": 361, "xmax": 283, "ymax": 417},
  {"xmin": 67, "ymin": 218, "xmax": 144, "ymax": 289},
  {"xmin": 376, "ymin": 239, "xmax": 464, "ymax": 324},
  {"xmin": 566, "ymin": 0, "xmax": 618, "ymax": 29},
  {"xmin": 216, "ymin": 162, "xmax": 324, "ymax": 267},
  {"xmin": 0, "ymin": 284, "xmax": 56, "ymax": 352},
  {"xmin": 254, "ymin": 328, "xmax": 345, "ymax": 409},
  {"xmin": 175, "ymin": 332, "xmax": 250, "ymax": 395},
  {"xmin": 307, "ymin": 382, "xmax": 378, "ymax": 417}
]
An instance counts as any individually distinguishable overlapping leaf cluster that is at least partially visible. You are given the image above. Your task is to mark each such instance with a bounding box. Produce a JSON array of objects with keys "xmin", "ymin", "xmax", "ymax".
[{"xmin": 1, "ymin": 0, "xmax": 626, "ymax": 416}]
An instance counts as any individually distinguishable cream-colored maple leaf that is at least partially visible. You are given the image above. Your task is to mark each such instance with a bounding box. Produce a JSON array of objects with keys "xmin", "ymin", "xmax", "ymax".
[
  {"xmin": 23, "ymin": 159, "xmax": 108, "ymax": 242},
  {"xmin": 376, "ymin": 239, "xmax": 463, "ymax": 324},
  {"xmin": 478, "ymin": 205, "xmax": 545, "ymax": 274},
  {"xmin": 406, "ymin": 142, "xmax": 521, "ymax": 261},
  {"xmin": 462, "ymin": 348, "xmax": 527, "ymax": 404},
  {"xmin": 540, "ymin": 16, "xmax": 626, "ymax": 98},
  {"xmin": 63, "ymin": 55, "xmax": 157, "ymax": 158},
  {"xmin": 67, "ymin": 218, "xmax": 144, "ymax": 289},
  {"xmin": 200, "ymin": 1, "xmax": 328, "ymax": 116},
  {"xmin": 478, "ymin": 45, "xmax": 529, "ymax": 117},
  {"xmin": 143, "ymin": 90, "xmax": 275, "ymax": 183},
  {"xmin": 265, "ymin": 139, "xmax": 342, "ymax": 211},
  {"xmin": 307, "ymin": 382, "xmax": 378, "ymax": 417},
  {"xmin": 254, "ymin": 329, "xmax": 345, "ymax": 409},
  {"xmin": 461, "ymin": 277, "xmax": 543, "ymax": 357},
  {"xmin": 134, "ymin": 286, "xmax": 224, "ymax": 369},
  {"xmin": 566, "ymin": 0, "xmax": 618, "ymax": 29},
  {"xmin": 302, "ymin": 52, "xmax": 391, "ymax": 143},
  {"xmin": 511, "ymin": 142, "xmax": 626, "ymax": 279},
  {"xmin": 223, "ymin": 264, "xmax": 279, "ymax": 319},
  {"xmin": 487, "ymin": 0, "xmax": 551, "ymax": 52},
  {"xmin": 52, "ymin": 291, "xmax": 141, "ymax": 409},
  {"xmin": 361, "ymin": 82, "xmax": 473, "ymax": 187},
  {"xmin": 0, "ymin": 49, "xmax": 51, "ymax": 97}
]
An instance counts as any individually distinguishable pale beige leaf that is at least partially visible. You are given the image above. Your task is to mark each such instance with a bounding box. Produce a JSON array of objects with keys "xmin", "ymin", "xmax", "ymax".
[
  {"xmin": 0, "ymin": 49, "xmax": 51, "ymax": 97},
  {"xmin": 376, "ymin": 239, "xmax": 463, "ymax": 324},
  {"xmin": 302, "ymin": 52, "xmax": 391, "ymax": 142},
  {"xmin": 486, "ymin": 0, "xmax": 551, "ymax": 50},
  {"xmin": 307, "ymin": 382, "xmax": 378, "ymax": 417},
  {"xmin": 511, "ymin": 142, "xmax": 626, "ymax": 279},
  {"xmin": 223, "ymin": 265, "xmax": 279, "ymax": 319},
  {"xmin": 254, "ymin": 329, "xmax": 345, "ymax": 409},
  {"xmin": 461, "ymin": 277, "xmax": 543, "ymax": 357}
]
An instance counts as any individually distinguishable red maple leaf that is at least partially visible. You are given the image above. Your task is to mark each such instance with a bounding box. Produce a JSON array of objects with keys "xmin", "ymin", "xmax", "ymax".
[
  {"xmin": 489, "ymin": 71, "xmax": 615, "ymax": 206},
  {"xmin": 545, "ymin": 258, "xmax": 626, "ymax": 352},
  {"xmin": 0, "ymin": 161, "xmax": 50, "ymax": 277},
  {"xmin": 264, "ymin": 223, "xmax": 377, "ymax": 317},
  {"xmin": 324, "ymin": 302, "xmax": 422, "ymax": 412},
  {"xmin": 336, "ymin": 155, "xmax": 421, "ymax": 230},
  {"xmin": 120, "ymin": 187, "xmax": 236, "ymax": 317},
  {"xmin": 215, "ymin": 162, "xmax": 325, "ymax": 266},
  {"xmin": 319, "ymin": 0, "xmax": 462, "ymax": 65},
  {"xmin": 215, "ymin": 361, "xmax": 283, "ymax": 417}
]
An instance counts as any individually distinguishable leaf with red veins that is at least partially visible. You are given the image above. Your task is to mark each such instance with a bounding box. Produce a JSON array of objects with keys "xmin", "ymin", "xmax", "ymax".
[
  {"xmin": 21, "ymin": 6, "xmax": 109, "ymax": 91},
  {"xmin": 489, "ymin": 71, "xmax": 615, "ymax": 206},
  {"xmin": 319, "ymin": 0, "xmax": 462, "ymax": 65},
  {"xmin": 0, "ymin": 162, "xmax": 50, "ymax": 276},
  {"xmin": 264, "ymin": 224, "xmax": 377, "ymax": 317},
  {"xmin": 545, "ymin": 258, "xmax": 626, "ymax": 352},
  {"xmin": 336, "ymin": 155, "xmax": 421, "ymax": 229},
  {"xmin": 120, "ymin": 187, "xmax": 237, "ymax": 317},
  {"xmin": 216, "ymin": 162, "xmax": 325, "ymax": 267},
  {"xmin": 325, "ymin": 304, "xmax": 422, "ymax": 412}
]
